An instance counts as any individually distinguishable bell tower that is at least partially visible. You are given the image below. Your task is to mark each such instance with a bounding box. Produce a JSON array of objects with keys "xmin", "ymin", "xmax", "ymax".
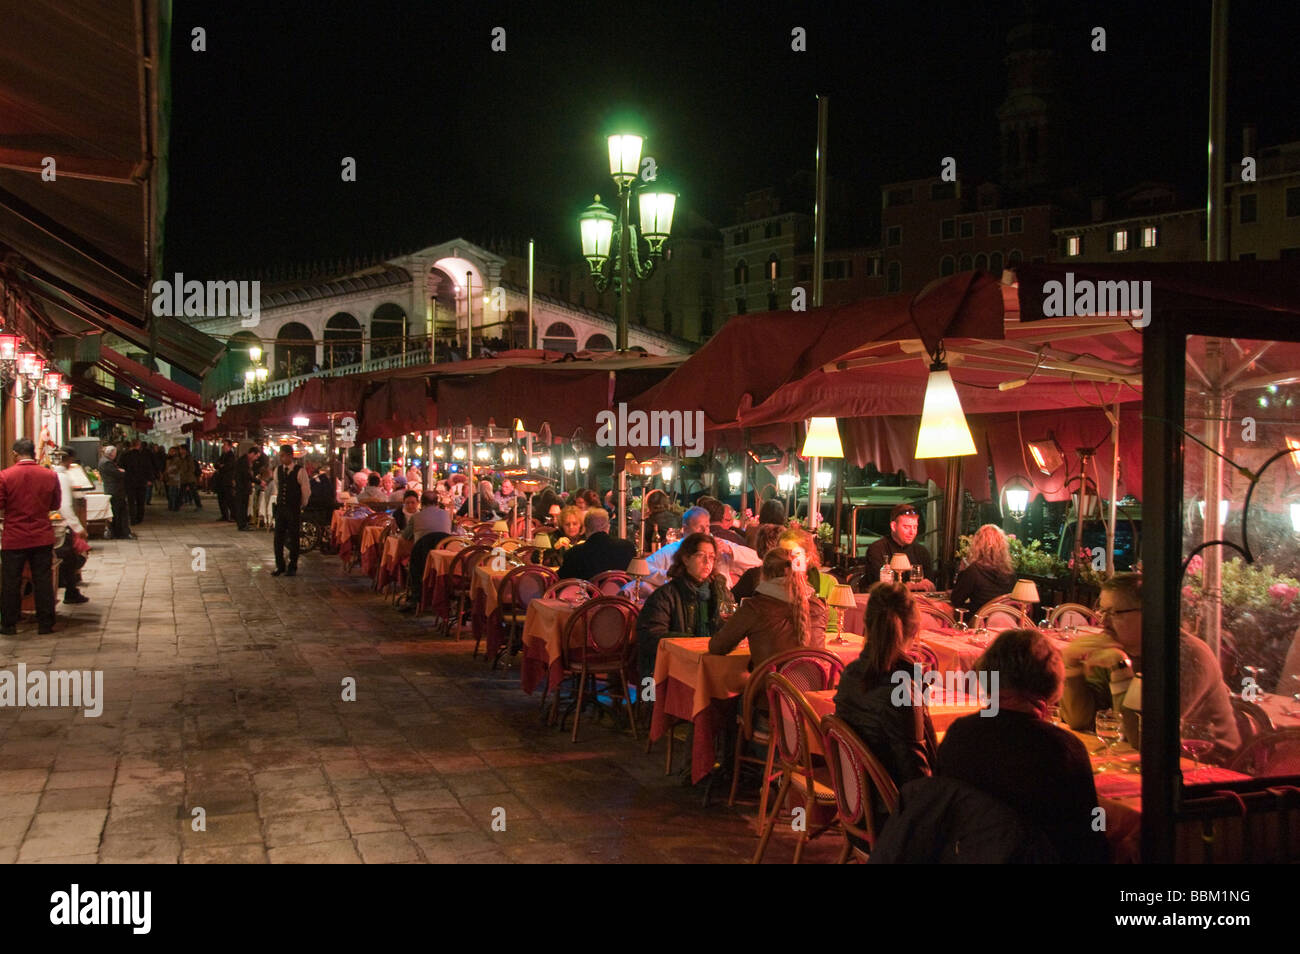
[{"xmin": 997, "ymin": 4, "xmax": 1059, "ymax": 198}]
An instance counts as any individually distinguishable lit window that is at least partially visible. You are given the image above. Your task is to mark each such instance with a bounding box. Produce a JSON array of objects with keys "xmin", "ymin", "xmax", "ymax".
[
  {"xmin": 1141, "ymin": 226, "xmax": 1158, "ymax": 248},
  {"xmin": 1066, "ymin": 236, "xmax": 1081, "ymax": 257},
  {"xmin": 1112, "ymin": 230, "xmax": 1129, "ymax": 252}
]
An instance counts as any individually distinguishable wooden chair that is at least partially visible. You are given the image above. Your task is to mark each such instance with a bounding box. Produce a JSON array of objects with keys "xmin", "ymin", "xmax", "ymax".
[
  {"xmin": 1230, "ymin": 729, "xmax": 1300, "ymax": 777},
  {"xmin": 447, "ymin": 545, "xmax": 493, "ymax": 639},
  {"xmin": 436, "ymin": 536, "xmax": 469, "ymax": 551},
  {"xmin": 498, "ymin": 539, "xmax": 522, "ymax": 552},
  {"xmin": 918, "ymin": 596, "xmax": 955, "ymax": 624},
  {"xmin": 590, "ymin": 570, "xmax": 633, "ymax": 597},
  {"xmin": 482, "ymin": 564, "xmax": 557, "ymax": 665},
  {"xmin": 1230, "ymin": 695, "xmax": 1276, "ymax": 748},
  {"xmin": 729, "ymin": 648, "xmax": 845, "ymax": 827},
  {"xmin": 552, "ymin": 596, "xmax": 640, "ymax": 742},
  {"xmin": 908, "ymin": 642, "xmax": 940, "ymax": 673},
  {"xmin": 918, "ymin": 604, "xmax": 953, "ymax": 631},
  {"xmin": 512, "ymin": 545, "xmax": 542, "ymax": 564},
  {"xmin": 821, "ymin": 714, "xmax": 900, "ymax": 862},
  {"xmin": 974, "ymin": 600, "xmax": 1034, "ymax": 631},
  {"xmin": 752, "ymin": 672, "xmax": 839, "ymax": 864},
  {"xmin": 543, "ymin": 578, "xmax": 600, "ymax": 601},
  {"xmin": 1048, "ymin": 602, "xmax": 1100, "ymax": 628}
]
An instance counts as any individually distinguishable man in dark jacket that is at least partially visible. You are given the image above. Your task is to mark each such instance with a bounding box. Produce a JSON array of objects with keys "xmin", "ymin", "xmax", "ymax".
[
  {"xmin": 120, "ymin": 439, "xmax": 154, "ymax": 525},
  {"xmin": 861, "ymin": 502, "xmax": 934, "ymax": 590},
  {"xmin": 558, "ymin": 510, "xmax": 637, "ymax": 581},
  {"xmin": 233, "ymin": 447, "xmax": 258, "ymax": 531},
  {"xmin": 215, "ymin": 441, "xmax": 236, "ymax": 521},
  {"xmin": 0, "ymin": 438, "xmax": 63, "ymax": 633},
  {"xmin": 98, "ymin": 444, "xmax": 131, "ymax": 540}
]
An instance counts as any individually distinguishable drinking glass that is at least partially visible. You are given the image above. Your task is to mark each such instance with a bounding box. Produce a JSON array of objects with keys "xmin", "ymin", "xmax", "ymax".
[
  {"xmin": 1095, "ymin": 709, "xmax": 1123, "ymax": 770},
  {"xmin": 718, "ymin": 597, "xmax": 738, "ymax": 623},
  {"xmin": 1180, "ymin": 719, "xmax": 1214, "ymax": 769},
  {"xmin": 1039, "ymin": 607, "xmax": 1056, "ymax": 633},
  {"xmin": 910, "ymin": 566, "xmax": 924, "ymax": 585},
  {"xmin": 953, "ymin": 607, "xmax": 969, "ymax": 631}
]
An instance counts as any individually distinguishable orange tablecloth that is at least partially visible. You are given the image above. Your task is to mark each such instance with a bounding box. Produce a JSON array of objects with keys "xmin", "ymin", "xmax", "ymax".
[
  {"xmin": 375, "ymin": 536, "xmax": 413, "ymax": 590},
  {"xmin": 331, "ymin": 510, "xmax": 370, "ymax": 545},
  {"xmin": 419, "ymin": 548, "xmax": 462, "ymax": 617},
  {"xmin": 520, "ymin": 598, "xmax": 580, "ymax": 693},
  {"xmin": 472, "ymin": 563, "xmax": 517, "ymax": 656},
  {"xmin": 650, "ymin": 635, "xmax": 865, "ymax": 784},
  {"xmin": 359, "ymin": 525, "xmax": 387, "ymax": 576},
  {"xmin": 918, "ymin": 625, "xmax": 1085, "ymax": 673}
]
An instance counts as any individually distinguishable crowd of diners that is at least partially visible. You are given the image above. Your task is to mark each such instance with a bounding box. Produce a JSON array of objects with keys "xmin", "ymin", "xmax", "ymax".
[{"xmin": 334, "ymin": 470, "xmax": 1262, "ymax": 862}]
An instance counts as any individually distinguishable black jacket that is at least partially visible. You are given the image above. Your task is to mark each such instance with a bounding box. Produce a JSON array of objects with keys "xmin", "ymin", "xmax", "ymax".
[
  {"xmin": 234, "ymin": 455, "xmax": 254, "ymax": 493},
  {"xmin": 120, "ymin": 448, "xmax": 154, "ymax": 487},
  {"xmin": 861, "ymin": 537, "xmax": 933, "ymax": 589},
  {"xmin": 867, "ymin": 776, "xmax": 1060, "ymax": 864},
  {"xmin": 635, "ymin": 573, "xmax": 731, "ymax": 679},
  {"xmin": 558, "ymin": 531, "xmax": 637, "ymax": 581},
  {"xmin": 834, "ymin": 658, "xmax": 938, "ymax": 825},
  {"xmin": 950, "ymin": 564, "xmax": 1017, "ymax": 615},
  {"xmin": 98, "ymin": 456, "xmax": 125, "ymax": 497},
  {"xmin": 937, "ymin": 710, "xmax": 1110, "ymax": 864}
]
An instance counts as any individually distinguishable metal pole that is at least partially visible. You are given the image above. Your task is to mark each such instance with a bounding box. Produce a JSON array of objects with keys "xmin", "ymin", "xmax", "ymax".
[
  {"xmin": 618, "ymin": 186, "xmax": 631, "ymax": 351},
  {"xmin": 807, "ymin": 455, "xmax": 821, "ymax": 531},
  {"xmin": 833, "ymin": 457, "xmax": 845, "ymax": 563},
  {"xmin": 942, "ymin": 456, "xmax": 963, "ymax": 588},
  {"xmin": 466, "ymin": 424, "xmax": 475, "ymax": 521},
  {"xmin": 1107, "ymin": 403, "xmax": 1120, "ymax": 575},
  {"xmin": 466, "ymin": 272, "xmax": 474, "ymax": 359},
  {"xmin": 1202, "ymin": 343, "xmax": 1226, "ymax": 661},
  {"xmin": 1207, "ymin": 0, "xmax": 1229, "ymax": 264},
  {"xmin": 812, "ymin": 95, "xmax": 829, "ymax": 310},
  {"xmin": 528, "ymin": 239, "xmax": 535, "ymax": 349},
  {"xmin": 618, "ymin": 466, "xmax": 627, "ymax": 542}
]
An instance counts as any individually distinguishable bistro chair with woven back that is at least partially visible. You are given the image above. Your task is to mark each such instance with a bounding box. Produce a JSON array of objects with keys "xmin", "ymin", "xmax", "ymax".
[
  {"xmin": 446, "ymin": 545, "xmax": 493, "ymax": 639},
  {"xmin": 1047, "ymin": 603, "xmax": 1101, "ymax": 629},
  {"xmin": 590, "ymin": 570, "xmax": 633, "ymax": 597},
  {"xmin": 752, "ymin": 671, "xmax": 840, "ymax": 864},
  {"xmin": 729, "ymin": 648, "xmax": 846, "ymax": 829},
  {"xmin": 973, "ymin": 600, "xmax": 1034, "ymax": 632},
  {"xmin": 483, "ymin": 564, "xmax": 557, "ymax": 667},
  {"xmin": 821, "ymin": 714, "xmax": 901, "ymax": 862},
  {"xmin": 551, "ymin": 596, "xmax": 640, "ymax": 743}
]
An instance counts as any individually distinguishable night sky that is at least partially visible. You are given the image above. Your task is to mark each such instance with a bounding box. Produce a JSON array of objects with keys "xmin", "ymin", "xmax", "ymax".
[{"xmin": 165, "ymin": 0, "xmax": 1300, "ymax": 275}]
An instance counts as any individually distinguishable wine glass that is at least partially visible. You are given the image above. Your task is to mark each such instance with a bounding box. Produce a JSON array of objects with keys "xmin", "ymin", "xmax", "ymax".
[
  {"xmin": 1040, "ymin": 607, "xmax": 1056, "ymax": 634},
  {"xmin": 1180, "ymin": 719, "xmax": 1215, "ymax": 769},
  {"xmin": 718, "ymin": 596, "xmax": 738, "ymax": 623},
  {"xmin": 910, "ymin": 566, "xmax": 924, "ymax": 585},
  {"xmin": 953, "ymin": 607, "xmax": 969, "ymax": 632},
  {"xmin": 1095, "ymin": 709, "xmax": 1123, "ymax": 770}
]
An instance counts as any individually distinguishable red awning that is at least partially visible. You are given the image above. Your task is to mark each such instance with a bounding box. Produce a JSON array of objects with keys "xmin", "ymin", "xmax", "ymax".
[
  {"xmin": 355, "ymin": 378, "xmax": 436, "ymax": 443},
  {"xmin": 97, "ymin": 346, "xmax": 203, "ymax": 412}
]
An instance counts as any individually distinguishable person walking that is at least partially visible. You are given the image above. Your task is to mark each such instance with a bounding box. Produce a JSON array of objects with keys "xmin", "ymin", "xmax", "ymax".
[
  {"xmin": 0, "ymin": 438, "xmax": 63, "ymax": 634},
  {"xmin": 98, "ymin": 444, "xmax": 132, "ymax": 539},
  {"xmin": 121, "ymin": 439, "xmax": 153, "ymax": 525},
  {"xmin": 164, "ymin": 447, "xmax": 182, "ymax": 511},
  {"xmin": 233, "ymin": 446, "xmax": 257, "ymax": 531},
  {"xmin": 177, "ymin": 446, "xmax": 201, "ymax": 510},
  {"xmin": 271, "ymin": 445, "xmax": 310, "ymax": 577},
  {"xmin": 215, "ymin": 440, "xmax": 236, "ymax": 521}
]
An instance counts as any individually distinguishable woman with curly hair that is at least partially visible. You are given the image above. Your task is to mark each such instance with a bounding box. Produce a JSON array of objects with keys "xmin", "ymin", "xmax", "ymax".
[
  {"xmin": 709, "ymin": 548, "xmax": 826, "ymax": 669},
  {"xmin": 951, "ymin": 523, "xmax": 1017, "ymax": 616},
  {"xmin": 554, "ymin": 505, "xmax": 585, "ymax": 550}
]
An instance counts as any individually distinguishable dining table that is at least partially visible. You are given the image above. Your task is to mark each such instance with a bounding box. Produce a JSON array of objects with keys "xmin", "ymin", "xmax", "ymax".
[
  {"xmin": 331, "ymin": 507, "xmax": 373, "ymax": 563},
  {"xmin": 518, "ymin": 597, "xmax": 582, "ymax": 695},
  {"xmin": 375, "ymin": 535, "xmax": 413, "ymax": 591},
  {"xmin": 472, "ymin": 562, "xmax": 515, "ymax": 658},
  {"xmin": 649, "ymin": 634, "xmax": 867, "ymax": 785}
]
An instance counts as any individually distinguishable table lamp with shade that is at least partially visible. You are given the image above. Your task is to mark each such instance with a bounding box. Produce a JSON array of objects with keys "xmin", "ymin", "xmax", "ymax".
[
  {"xmin": 827, "ymin": 584, "xmax": 857, "ymax": 644},
  {"xmin": 492, "ymin": 519, "xmax": 509, "ymax": 542},
  {"xmin": 888, "ymin": 552, "xmax": 912, "ymax": 584},
  {"xmin": 627, "ymin": 557, "xmax": 651, "ymax": 603},
  {"xmin": 1010, "ymin": 577, "xmax": 1041, "ymax": 621}
]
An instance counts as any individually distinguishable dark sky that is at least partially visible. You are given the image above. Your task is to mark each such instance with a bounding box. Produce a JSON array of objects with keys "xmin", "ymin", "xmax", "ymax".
[{"xmin": 166, "ymin": 0, "xmax": 1300, "ymax": 275}]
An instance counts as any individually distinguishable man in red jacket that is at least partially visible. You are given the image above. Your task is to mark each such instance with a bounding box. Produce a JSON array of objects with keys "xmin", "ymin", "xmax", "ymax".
[{"xmin": 0, "ymin": 438, "xmax": 63, "ymax": 634}]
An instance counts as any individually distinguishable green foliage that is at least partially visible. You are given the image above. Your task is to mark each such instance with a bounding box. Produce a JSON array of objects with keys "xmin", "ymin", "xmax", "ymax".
[{"xmin": 955, "ymin": 533, "xmax": 1067, "ymax": 578}]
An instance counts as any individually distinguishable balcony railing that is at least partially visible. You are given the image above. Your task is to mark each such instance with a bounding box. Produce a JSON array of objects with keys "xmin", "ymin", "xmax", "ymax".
[{"xmin": 214, "ymin": 346, "xmax": 433, "ymax": 415}]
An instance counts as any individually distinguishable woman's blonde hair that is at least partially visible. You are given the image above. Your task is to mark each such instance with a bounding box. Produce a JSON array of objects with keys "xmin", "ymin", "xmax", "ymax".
[
  {"xmin": 558, "ymin": 505, "xmax": 583, "ymax": 534},
  {"xmin": 967, "ymin": 523, "xmax": 1014, "ymax": 576},
  {"xmin": 777, "ymin": 527, "xmax": 821, "ymax": 569},
  {"xmin": 760, "ymin": 548, "xmax": 813, "ymax": 646}
]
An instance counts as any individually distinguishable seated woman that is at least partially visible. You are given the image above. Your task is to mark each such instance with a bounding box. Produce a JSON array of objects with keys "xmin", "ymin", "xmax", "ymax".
[
  {"xmin": 641, "ymin": 489, "xmax": 676, "ymax": 550},
  {"xmin": 636, "ymin": 532, "xmax": 732, "ymax": 681},
  {"xmin": 834, "ymin": 582, "xmax": 937, "ymax": 829},
  {"xmin": 730, "ymin": 523, "xmax": 786, "ymax": 600},
  {"xmin": 937, "ymin": 628, "xmax": 1110, "ymax": 864},
  {"xmin": 733, "ymin": 528, "xmax": 833, "ymax": 602},
  {"xmin": 392, "ymin": 490, "xmax": 420, "ymax": 531},
  {"xmin": 554, "ymin": 505, "xmax": 585, "ymax": 550},
  {"xmin": 951, "ymin": 523, "xmax": 1017, "ymax": 616},
  {"xmin": 709, "ymin": 548, "xmax": 826, "ymax": 669}
]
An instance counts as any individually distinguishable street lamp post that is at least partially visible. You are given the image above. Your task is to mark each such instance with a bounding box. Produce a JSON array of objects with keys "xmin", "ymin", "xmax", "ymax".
[{"xmin": 578, "ymin": 134, "xmax": 677, "ymax": 352}]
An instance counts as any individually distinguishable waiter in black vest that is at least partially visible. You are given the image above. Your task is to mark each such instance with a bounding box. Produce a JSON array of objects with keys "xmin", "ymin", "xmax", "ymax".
[{"xmin": 272, "ymin": 445, "xmax": 311, "ymax": 577}]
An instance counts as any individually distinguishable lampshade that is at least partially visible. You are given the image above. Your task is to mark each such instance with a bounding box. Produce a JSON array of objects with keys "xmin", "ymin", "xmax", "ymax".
[
  {"xmin": 292, "ymin": 416, "xmax": 309, "ymax": 427},
  {"xmin": 1027, "ymin": 438, "xmax": 1064, "ymax": 475},
  {"xmin": 889, "ymin": 553, "xmax": 912, "ymax": 572},
  {"xmin": 915, "ymin": 368, "xmax": 976, "ymax": 458},
  {"xmin": 42, "ymin": 371, "xmax": 61, "ymax": 391},
  {"xmin": 579, "ymin": 197, "xmax": 615, "ymax": 265},
  {"xmin": 801, "ymin": 417, "xmax": 844, "ymax": 458},
  {"xmin": 255, "ymin": 367, "xmax": 268, "ymax": 383},
  {"xmin": 0, "ymin": 334, "xmax": 17, "ymax": 360},
  {"xmin": 607, "ymin": 134, "xmax": 643, "ymax": 182},
  {"xmin": 562, "ymin": 457, "xmax": 576, "ymax": 473},
  {"xmin": 245, "ymin": 369, "xmax": 256, "ymax": 386},
  {"xmin": 1011, "ymin": 578, "xmax": 1041, "ymax": 603},
  {"xmin": 828, "ymin": 584, "xmax": 857, "ymax": 609},
  {"xmin": 492, "ymin": 520, "xmax": 509, "ymax": 532},
  {"xmin": 638, "ymin": 187, "xmax": 676, "ymax": 252},
  {"xmin": 533, "ymin": 532, "xmax": 552, "ymax": 548},
  {"xmin": 248, "ymin": 345, "xmax": 262, "ymax": 363},
  {"xmin": 777, "ymin": 472, "xmax": 798, "ymax": 491},
  {"xmin": 577, "ymin": 455, "xmax": 589, "ymax": 470},
  {"xmin": 660, "ymin": 464, "xmax": 674, "ymax": 483},
  {"xmin": 58, "ymin": 383, "xmax": 72, "ymax": 401},
  {"xmin": 514, "ymin": 418, "xmax": 526, "ymax": 433},
  {"xmin": 816, "ymin": 471, "xmax": 832, "ymax": 490},
  {"xmin": 627, "ymin": 557, "xmax": 651, "ymax": 576},
  {"xmin": 539, "ymin": 453, "xmax": 552, "ymax": 469},
  {"xmin": 1003, "ymin": 475, "xmax": 1033, "ymax": 518}
]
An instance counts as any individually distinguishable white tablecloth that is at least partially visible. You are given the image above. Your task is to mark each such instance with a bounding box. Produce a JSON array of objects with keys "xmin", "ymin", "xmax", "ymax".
[{"xmin": 83, "ymin": 493, "xmax": 111, "ymax": 521}]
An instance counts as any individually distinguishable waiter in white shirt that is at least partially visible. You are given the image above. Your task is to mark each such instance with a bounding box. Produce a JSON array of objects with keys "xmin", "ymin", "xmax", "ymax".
[
  {"xmin": 639, "ymin": 506, "xmax": 761, "ymax": 589},
  {"xmin": 51, "ymin": 447, "xmax": 90, "ymax": 604}
]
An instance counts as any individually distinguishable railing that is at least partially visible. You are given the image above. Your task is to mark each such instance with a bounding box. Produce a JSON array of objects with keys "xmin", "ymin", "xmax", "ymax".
[
  {"xmin": 215, "ymin": 346, "xmax": 433, "ymax": 413},
  {"xmin": 145, "ymin": 404, "xmax": 200, "ymax": 432}
]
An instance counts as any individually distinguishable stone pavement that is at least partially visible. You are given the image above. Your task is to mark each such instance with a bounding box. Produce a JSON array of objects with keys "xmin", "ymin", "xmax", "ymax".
[{"xmin": 0, "ymin": 497, "xmax": 840, "ymax": 863}]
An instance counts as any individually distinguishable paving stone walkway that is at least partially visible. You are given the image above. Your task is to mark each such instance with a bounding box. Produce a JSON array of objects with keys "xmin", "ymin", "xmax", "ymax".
[{"xmin": 0, "ymin": 497, "xmax": 838, "ymax": 863}]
